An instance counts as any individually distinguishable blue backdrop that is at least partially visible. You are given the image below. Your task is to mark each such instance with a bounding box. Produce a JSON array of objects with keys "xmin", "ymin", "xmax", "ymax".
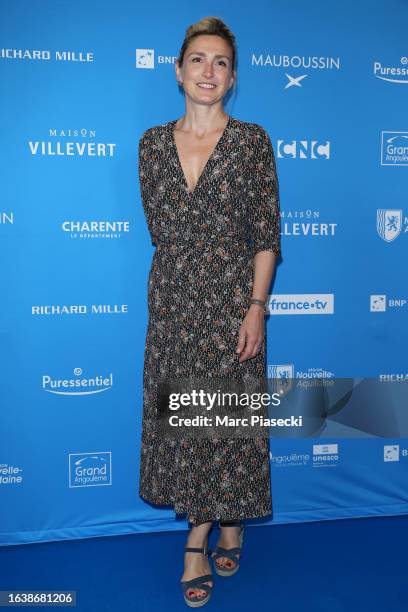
[{"xmin": 1, "ymin": 0, "xmax": 408, "ymax": 546}]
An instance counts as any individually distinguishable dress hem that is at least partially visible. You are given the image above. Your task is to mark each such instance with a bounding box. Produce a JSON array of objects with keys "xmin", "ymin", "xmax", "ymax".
[{"xmin": 139, "ymin": 491, "xmax": 273, "ymax": 524}]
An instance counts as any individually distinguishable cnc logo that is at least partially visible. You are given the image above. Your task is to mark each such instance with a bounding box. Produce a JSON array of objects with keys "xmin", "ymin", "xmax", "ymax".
[{"xmin": 277, "ymin": 140, "xmax": 330, "ymax": 159}]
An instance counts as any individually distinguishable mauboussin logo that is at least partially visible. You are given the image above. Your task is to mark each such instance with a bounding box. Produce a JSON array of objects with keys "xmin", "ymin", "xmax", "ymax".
[
  {"xmin": 43, "ymin": 368, "xmax": 113, "ymax": 395},
  {"xmin": 69, "ymin": 452, "xmax": 112, "ymax": 487}
]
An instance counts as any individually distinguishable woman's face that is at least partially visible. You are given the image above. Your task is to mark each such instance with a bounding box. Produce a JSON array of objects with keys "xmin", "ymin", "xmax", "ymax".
[{"xmin": 176, "ymin": 34, "xmax": 235, "ymax": 107}]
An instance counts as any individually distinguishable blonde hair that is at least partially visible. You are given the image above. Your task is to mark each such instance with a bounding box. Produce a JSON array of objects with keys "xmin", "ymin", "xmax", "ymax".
[{"xmin": 178, "ymin": 16, "xmax": 237, "ymax": 71}]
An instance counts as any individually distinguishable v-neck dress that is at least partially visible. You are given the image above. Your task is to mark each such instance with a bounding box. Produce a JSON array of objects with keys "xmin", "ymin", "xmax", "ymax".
[{"xmin": 138, "ymin": 114, "xmax": 281, "ymax": 524}]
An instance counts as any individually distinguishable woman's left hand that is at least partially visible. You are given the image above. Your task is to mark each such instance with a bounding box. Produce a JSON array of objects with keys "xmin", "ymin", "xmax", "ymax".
[{"xmin": 236, "ymin": 305, "xmax": 265, "ymax": 363}]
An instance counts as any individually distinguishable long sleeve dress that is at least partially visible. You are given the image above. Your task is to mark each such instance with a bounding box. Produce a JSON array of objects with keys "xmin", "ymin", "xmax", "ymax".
[{"xmin": 138, "ymin": 115, "xmax": 281, "ymax": 524}]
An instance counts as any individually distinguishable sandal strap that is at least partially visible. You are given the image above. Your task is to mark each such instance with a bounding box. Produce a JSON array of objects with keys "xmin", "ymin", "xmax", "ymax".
[
  {"xmin": 212, "ymin": 546, "xmax": 241, "ymax": 563},
  {"xmin": 185, "ymin": 545, "xmax": 212, "ymax": 555},
  {"xmin": 181, "ymin": 574, "xmax": 213, "ymax": 591}
]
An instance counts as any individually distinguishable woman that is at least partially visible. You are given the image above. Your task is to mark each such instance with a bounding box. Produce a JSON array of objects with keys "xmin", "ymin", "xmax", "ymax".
[{"xmin": 138, "ymin": 16, "xmax": 281, "ymax": 607}]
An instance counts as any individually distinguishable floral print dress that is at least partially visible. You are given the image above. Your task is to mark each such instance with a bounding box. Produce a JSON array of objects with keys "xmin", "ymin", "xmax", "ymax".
[{"xmin": 138, "ymin": 115, "xmax": 281, "ymax": 524}]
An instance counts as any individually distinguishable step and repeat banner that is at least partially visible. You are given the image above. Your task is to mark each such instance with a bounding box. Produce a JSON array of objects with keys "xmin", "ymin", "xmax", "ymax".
[{"xmin": 1, "ymin": 0, "xmax": 407, "ymax": 545}]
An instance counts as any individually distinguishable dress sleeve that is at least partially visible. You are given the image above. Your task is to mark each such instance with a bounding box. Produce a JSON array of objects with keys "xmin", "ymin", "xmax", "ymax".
[
  {"xmin": 138, "ymin": 128, "xmax": 153, "ymax": 210},
  {"xmin": 138, "ymin": 128, "xmax": 156, "ymax": 243},
  {"xmin": 247, "ymin": 125, "xmax": 281, "ymax": 258}
]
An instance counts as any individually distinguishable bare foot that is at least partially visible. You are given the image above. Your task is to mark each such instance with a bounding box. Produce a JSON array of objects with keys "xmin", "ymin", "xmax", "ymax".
[
  {"xmin": 214, "ymin": 525, "xmax": 242, "ymax": 570},
  {"xmin": 181, "ymin": 550, "xmax": 213, "ymax": 600},
  {"xmin": 181, "ymin": 521, "xmax": 213, "ymax": 600}
]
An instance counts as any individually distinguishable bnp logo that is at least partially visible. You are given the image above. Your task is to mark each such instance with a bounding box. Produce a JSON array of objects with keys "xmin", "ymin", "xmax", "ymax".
[{"xmin": 136, "ymin": 49, "xmax": 154, "ymax": 69}]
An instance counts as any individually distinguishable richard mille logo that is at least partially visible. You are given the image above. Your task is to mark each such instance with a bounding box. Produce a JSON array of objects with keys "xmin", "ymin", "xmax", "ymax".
[{"xmin": 32, "ymin": 304, "xmax": 128, "ymax": 315}]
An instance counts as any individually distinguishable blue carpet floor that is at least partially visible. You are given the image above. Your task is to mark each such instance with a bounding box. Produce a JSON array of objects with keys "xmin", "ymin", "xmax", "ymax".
[{"xmin": 1, "ymin": 515, "xmax": 407, "ymax": 611}]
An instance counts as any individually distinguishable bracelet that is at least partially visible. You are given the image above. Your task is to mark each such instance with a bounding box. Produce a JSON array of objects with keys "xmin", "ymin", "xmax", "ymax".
[{"xmin": 250, "ymin": 298, "xmax": 267, "ymax": 313}]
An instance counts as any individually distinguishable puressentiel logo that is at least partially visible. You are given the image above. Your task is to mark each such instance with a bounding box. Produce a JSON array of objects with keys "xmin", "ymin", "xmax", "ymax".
[
  {"xmin": 69, "ymin": 452, "xmax": 112, "ymax": 487},
  {"xmin": 377, "ymin": 209, "xmax": 404, "ymax": 241},
  {"xmin": 384, "ymin": 445, "xmax": 399, "ymax": 462},
  {"xmin": 374, "ymin": 57, "xmax": 408, "ymax": 84},
  {"xmin": 276, "ymin": 140, "xmax": 330, "ymax": 159},
  {"xmin": 313, "ymin": 443, "xmax": 339, "ymax": 467},
  {"xmin": 380, "ymin": 132, "xmax": 408, "ymax": 166},
  {"xmin": 267, "ymin": 294, "xmax": 334, "ymax": 315},
  {"xmin": 42, "ymin": 368, "xmax": 113, "ymax": 395}
]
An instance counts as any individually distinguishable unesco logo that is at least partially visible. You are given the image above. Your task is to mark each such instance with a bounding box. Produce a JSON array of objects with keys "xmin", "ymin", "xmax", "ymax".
[{"xmin": 313, "ymin": 444, "xmax": 339, "ymax": 467}]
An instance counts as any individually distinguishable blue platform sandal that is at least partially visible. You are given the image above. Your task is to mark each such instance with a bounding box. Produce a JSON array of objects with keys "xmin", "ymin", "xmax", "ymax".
[
  {"xmin": 211, "ymin": 521, "xmax": 244, "ymax": 577},
  {"xmin": 181, "ymin": 545, "xmax": 214, "ymax": 608}
]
